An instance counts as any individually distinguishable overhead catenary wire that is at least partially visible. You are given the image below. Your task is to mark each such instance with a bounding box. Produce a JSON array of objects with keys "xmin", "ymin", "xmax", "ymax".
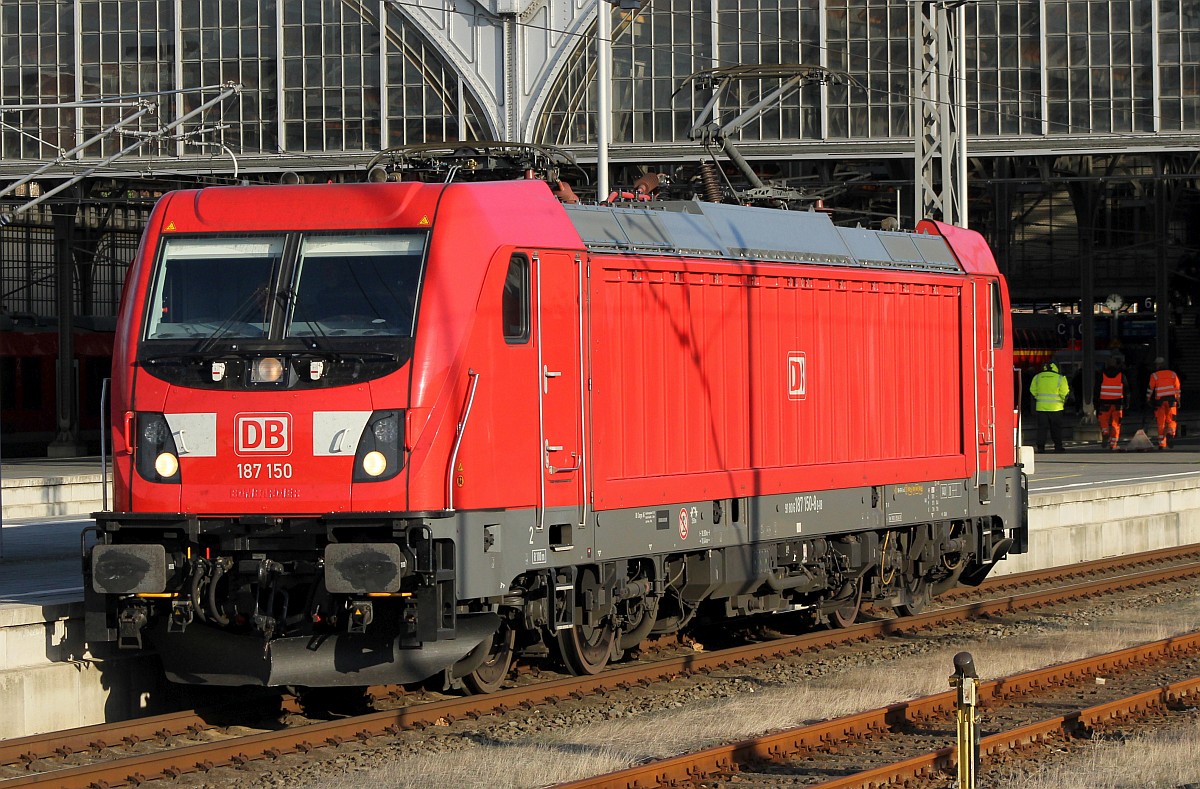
[{"xmin": 0, "ymin": 84, "xmax": 242, "ymax": 223}]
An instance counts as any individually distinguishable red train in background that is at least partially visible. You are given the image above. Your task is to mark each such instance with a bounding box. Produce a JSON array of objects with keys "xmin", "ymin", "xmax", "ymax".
[
  {"xmin": 85, "ymin": 179, "xmax": 1028, "ymax": 690},
  {"xmin": 0, "ymin": 322, "xmax": 112, "ymax": 454}
]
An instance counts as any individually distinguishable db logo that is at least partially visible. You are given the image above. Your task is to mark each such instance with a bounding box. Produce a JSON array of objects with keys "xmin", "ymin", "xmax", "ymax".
[
  {"xmin": 787, "ymin": 351, "xmax": 807, "ymax": 401},
  {"xmin": 235, "ymin": 413, "xmax": 291, "ymax": 455}
]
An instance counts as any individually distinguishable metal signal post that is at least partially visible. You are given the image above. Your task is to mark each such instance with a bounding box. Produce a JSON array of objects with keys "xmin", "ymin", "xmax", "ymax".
[{"xmin": 950, "ymin": 651, "xmax": 981, "ymax": 788}]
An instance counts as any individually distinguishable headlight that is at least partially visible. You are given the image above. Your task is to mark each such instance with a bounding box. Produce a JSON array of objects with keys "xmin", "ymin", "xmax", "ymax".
[
  {"xmin": 251, "ymin": 356, "xmax": 286, "ymax": 384},
  {"xmin": 353, "ymin": 411, "xmax": 404, "ymax": 482},
  {"xmin": 361, "ymin": 450, "xmax": 387, "ymax": 477},
  {"xmin": 135, "ymin": 413, "xmax": 181, "ymax": 484},
  {"xmin": 154, "ymin": 452, "xmax": 180, "ymax": 478}
]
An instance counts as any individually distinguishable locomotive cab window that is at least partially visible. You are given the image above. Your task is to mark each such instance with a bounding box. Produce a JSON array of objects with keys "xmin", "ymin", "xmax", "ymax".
[
  {"xmin": 140, "ymin": 231, "xmax": 426, "ymax": 388},
  {"xmin": 143, "ymin": 232, "xmax": 426, "ymax": 345},
  {"xmin": 289, "ymin": 234, "xmax": 425, "ymax": 338},
  {"xmin": 502, "ymin": 254, "xmax": 530, "ymax": 344},
  {"xmin": 144, "ymin": 236, "xmax": 285, "ymax": 340}
]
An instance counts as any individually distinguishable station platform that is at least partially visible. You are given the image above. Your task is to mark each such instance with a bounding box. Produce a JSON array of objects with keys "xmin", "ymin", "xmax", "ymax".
[
  {"xmin": 0, "ymin": 456, "xmax": 109, "ymax": 521},
  {"xmin": 3, "ymin": 434, "xmax": 1200, "ymax": 738}
]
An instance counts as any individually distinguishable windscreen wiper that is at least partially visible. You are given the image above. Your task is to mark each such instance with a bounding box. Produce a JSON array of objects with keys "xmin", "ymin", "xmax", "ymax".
[{"xmin": 192, "ymin": 285, "xmax": 277, "ymax": 353}]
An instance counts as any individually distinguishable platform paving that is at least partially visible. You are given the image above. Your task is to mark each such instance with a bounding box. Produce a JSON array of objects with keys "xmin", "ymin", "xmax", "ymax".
[{"xmin": 0, "ymin": 516, "xmax": 91, "ymax": 601}]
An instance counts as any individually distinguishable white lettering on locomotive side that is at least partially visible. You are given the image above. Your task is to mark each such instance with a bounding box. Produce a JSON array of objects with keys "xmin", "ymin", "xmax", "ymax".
[
  {"xmin": 787, "ymin": 351, "xmax": 807, "ymax": 400},
  {"xmin": 783, "ymin": 495, "xmax": 824, "ymax": 514},
  {"xmin": 235, "ymin": 413, "xmax": 292, "ymax": 455}
]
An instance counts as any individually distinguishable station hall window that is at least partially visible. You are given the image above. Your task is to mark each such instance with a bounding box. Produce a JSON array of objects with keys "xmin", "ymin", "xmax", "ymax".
[{"xmin": 503, "ymin": 254, "xmax": 530, "ymax": 344}]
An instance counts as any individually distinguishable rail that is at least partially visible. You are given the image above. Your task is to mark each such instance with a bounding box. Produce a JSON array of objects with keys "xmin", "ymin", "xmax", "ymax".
[{"xmin": 562, "ymin": 632, "xmax": 1200, "ymax": 788}]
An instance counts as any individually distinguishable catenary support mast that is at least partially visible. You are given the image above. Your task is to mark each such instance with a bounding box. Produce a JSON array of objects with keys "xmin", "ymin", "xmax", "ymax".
[{"xmin": 913, "ymin": 1, "xmax": 969, "ymax": 228}]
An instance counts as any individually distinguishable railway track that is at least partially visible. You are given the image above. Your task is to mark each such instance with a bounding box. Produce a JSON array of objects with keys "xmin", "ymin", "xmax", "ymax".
[
  {"xmin": 4, "ymin": 545, "xmax": 1200, "ymax": 789},
  {"xmin": 562, "ymin": 628, "xmax": 1200, "ymax": 788}
]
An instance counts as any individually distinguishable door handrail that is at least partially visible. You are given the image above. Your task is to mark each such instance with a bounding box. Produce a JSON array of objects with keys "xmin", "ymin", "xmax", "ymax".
[{"xmin": 446, "ymin": 368, "xmax": 480, "ymax": 513}]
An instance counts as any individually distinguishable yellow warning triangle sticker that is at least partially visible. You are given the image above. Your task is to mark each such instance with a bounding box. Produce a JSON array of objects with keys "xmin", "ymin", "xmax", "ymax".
[
  {"xmin": 419, "ymin": 215, "xmax": 430, "ymax": 226},
  {"xmin": 164, "ymin": 221, "xmax": 176, "ymax": 231}
]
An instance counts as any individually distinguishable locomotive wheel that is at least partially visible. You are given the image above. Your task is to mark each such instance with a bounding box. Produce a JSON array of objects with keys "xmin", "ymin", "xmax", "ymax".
[
  {"xmin": 895, "ymin": 575, "xmax": 932, "ymax": 617},
  {"xmin": 825, "ymin": 580, "xmax": 863, "ymax": 629},
  {"xmin": 556, "ymin": 619, "xmax": 615, "ymax": 676},
  {"xmin": 462, "ymin": 622, "xmax": 516, "ymax": 695}
]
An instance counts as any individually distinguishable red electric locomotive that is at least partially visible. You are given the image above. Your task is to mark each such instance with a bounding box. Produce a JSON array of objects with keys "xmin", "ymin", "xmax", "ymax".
[{"xmin": 86, "ymin": 179, "xmax": 1027, "ymax": 689}]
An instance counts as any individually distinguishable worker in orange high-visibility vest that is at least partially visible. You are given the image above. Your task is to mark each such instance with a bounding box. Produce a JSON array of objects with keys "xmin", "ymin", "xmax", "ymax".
[
  {"xmin": 1146, "ymin": 357, "xmax": 1182, "ymax": 449},
  {"xmin": 1096, "ymin": 354, "xmax": 1129, "ymax": 450}
]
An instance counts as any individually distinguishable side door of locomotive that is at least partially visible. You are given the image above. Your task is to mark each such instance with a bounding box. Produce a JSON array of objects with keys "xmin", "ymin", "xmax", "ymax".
[
  {"xmin": 530, "ymin": 250, "xmax": 589, "ymax": 555},
  {"xmin": 972, "ymin": 276, "xmax": 1001, "ymax": 495}
]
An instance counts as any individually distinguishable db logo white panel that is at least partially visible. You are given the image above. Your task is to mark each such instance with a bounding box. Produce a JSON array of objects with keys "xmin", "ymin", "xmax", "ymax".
[
  {"xmin": 312, "ymin": 411, "xmax": 372, "ymax": 456},
  {"xmin": 787, "ymin": 352, "xmax": 807, "ymax": 400},
  {"xmin": 163, "ymin": 413, "xmax": 217, "ymax": 457},
  {"xmin": 235, "ymin": 413, "xmax": 292, "ymax": 455}
]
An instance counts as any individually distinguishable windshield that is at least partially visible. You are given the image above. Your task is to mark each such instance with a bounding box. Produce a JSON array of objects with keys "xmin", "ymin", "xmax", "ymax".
[
  {"xmin": 142, "ymin": 232, "xmax": 425, "ymax": 344},
  {"xmin": 144, "ymin": 237, "xmax": 284, "ymax": 340},
  {"xmin": 289, "ymin": 235, "xmax": 424, "ymax": 338}
]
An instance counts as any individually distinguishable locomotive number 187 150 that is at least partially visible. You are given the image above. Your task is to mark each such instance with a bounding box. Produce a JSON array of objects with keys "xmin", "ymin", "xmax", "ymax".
[{"xmin": 236, "ymin": 463, "xmax": 294, "ymax": 480}]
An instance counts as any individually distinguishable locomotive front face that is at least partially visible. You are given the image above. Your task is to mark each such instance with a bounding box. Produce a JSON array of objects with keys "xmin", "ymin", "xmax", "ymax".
[
  {"xmin": 128, "ymin": 231, "xmax": 423, "ymax": 514},
  {"xmin": 88, "ymin": 223, "xmax": 504, "ymax": 686}
]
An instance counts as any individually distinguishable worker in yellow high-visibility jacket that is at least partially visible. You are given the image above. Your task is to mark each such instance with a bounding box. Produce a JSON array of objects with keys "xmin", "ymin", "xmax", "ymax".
[{"xmin": 1030, "ymin": 361, "xmax": 1070, "ymax": 453}]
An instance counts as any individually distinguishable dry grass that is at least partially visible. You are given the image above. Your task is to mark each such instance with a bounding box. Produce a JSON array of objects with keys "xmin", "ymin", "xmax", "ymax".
[
  {"xmin": 993, "ymin": 717, "xmax": 1200, "ymax": 789},
  {"xmin": 306, "ymin": 597, "xmax": 1200, "ymax": 789},
  {"xmin": 331, "ymin": 744, "xmax": 632, "ymax": 789}
]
